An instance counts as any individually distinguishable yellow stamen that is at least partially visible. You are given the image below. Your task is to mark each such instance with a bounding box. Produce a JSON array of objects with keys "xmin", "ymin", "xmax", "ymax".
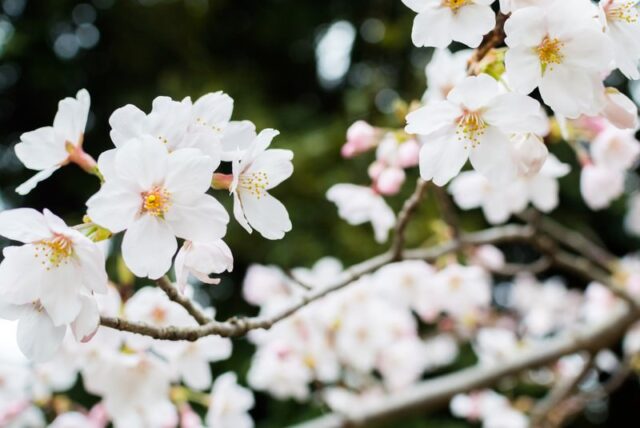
[
  {"xmin": 240, "ymin": 171, "xmax": 270, "ymax": 199},
  {"xmin": 536, "ymin": 36, "xmax": 564, "ymax": 73},
  {"xmin": 141, "ymin": 187, "xmax": 171, "ymax": 217},
  {"xmin": 34, "ymin": 235, "xmax": 73, "ymax": 270},
  {"xmin": 442, "ymin": 0, "xmax": 470, "ymax": 11},
  {"xmin": 607, "ymin": 1, "xmax": 639, "ymax": 23},
  {"xmin": 456, "ymin": 111, "xmax": 487, "ymax": 149}
]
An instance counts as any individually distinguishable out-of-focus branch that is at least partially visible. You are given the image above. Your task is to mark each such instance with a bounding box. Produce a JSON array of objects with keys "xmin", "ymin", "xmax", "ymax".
[
  {"xmin": 529, "ymin": 353, "xmax": 595, "ymax": 428},
  {"xmin": 100, "ymin": 224, "xmax": 534, "ymax": 341},
  {"xmin": 156, "ymin": 276, "xmax": 211, "ymax": 326},
  {"xmin": 391, "ymin": 178, "xmax": 429, "ymax": 260},
  {"xmin": 432, "ymin": 186, "xmax": 461, "ymax": 239},
  {"xmin": 468, "ymin": 12, "xmax": 509, "ymax": 74},
  {"xmin": 291, "ymin": 304, "xmax": 638, "ymax": 428}
]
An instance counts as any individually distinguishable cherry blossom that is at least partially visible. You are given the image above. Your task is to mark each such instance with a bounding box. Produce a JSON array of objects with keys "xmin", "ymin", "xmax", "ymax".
[
  {"xmin": 599, "ymin": 0, "xmax": 640, "ymax": 79},
  {"xmin": 580, "ymin": 163, "xmax": 625, "ymax": 210},
  {"xmin": 601, "ymin": 88, "xmax": 639, "ymax": 129},
  {"xmin": 86, "ymin": 137, "xmax": 229, "ymax": 279},
  {"xmin": 205, "ymin": 372, "xmax": 255, "ymax": 428},
  {"xmin": 326, "ymin": 183, "xmax": 395, "ymax": 242},
  {"xmin": 341, "ymin": 120, "xmax": 379, "ymax": 158},
  {"xmin": 14, "ymin": 89, "xmax": 93, "ymax": 195},
  {"xmin": 504, "ymin": 0, "xmax": 612, "ymax": 118},
  {"xmin": 406, "ymin": 74, "xmax": 544, "ymax": 185},
  {"xmin": 174, "ymin": 239, "xmax": 233, "ymax": 292},
  {"xmin": 230, "ymin": 129, "xmax": 293, "ymax": 240},
  {"xmin": 402, "ymin": 0, "xmax": 496, "ymax": 48},
  {"xmin": 423, "ymin": 48, "xmax": 472, "ymax": 103}
]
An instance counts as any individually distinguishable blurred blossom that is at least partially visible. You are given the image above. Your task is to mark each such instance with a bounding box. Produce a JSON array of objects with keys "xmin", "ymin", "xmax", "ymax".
[
  {"xmin": 1, "ymin": 0, "xmax": 24, "ymax": 17},
  {"xmin": 76, "ymin": 23, "xmax": 100, "ymax": 49},
  {"xmin": 315, "ymin": 21, "xmax": 356, "ymax": 89},
  {"xmin": 72, "ymin": 3, "xmax": 97, "ymax": 25},
  {"xmin": 360, "ymin": 18, "xmax": 385, "ymax": 44},
  {"xmin": 54, "ymin": 32, "xmax": 80, "ymax": 59}
]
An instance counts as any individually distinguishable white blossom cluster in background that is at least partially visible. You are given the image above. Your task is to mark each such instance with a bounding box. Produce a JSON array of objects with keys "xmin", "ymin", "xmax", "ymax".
[{"xmin": 0, "ymin": 0, "xmax": 640, "ymax": 427}]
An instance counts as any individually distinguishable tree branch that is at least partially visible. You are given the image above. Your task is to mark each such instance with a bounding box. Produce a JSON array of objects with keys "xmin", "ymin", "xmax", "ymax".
[
  {"xmin": 291, "ymin": 304, "xmax": 638, "ymax": 428},
  {"xmin": 156, "ymin": 276, "xmax": 211, "ymax": 325},
  {"xmin": 391, "ymin": 178, "xmax": 429, "ymax": 260}
]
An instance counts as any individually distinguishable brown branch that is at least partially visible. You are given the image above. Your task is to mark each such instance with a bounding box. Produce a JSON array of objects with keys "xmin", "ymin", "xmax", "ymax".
[
  {"xmin": 468, "ymin": 12, "xmax": 509, "ymax": 74},
  {"xmin": 101, "ymin": 224, "xmax": 534, "ymax": 341},
  {"xmin": 291, "ymin": 304, "xmax": 638, "ymax": 428},
  {"xmin": 156, "ymin": 276, "xmax": 211, "ymax": 326},
  {"xmin": 432, "ymin": 185, "xmax": 461, "ymax": 239},
  {"xmin": 391, "ymin": 179, "xmax": 429, "ymax": 260}
]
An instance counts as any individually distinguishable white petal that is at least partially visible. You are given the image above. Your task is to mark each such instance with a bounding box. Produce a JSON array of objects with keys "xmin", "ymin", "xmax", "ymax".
[
  {"xmin": 448, "ymin": 74, "xmax": 500, "ymax": 111},
  {"xmin": 17, "ymin": 307, "xmax": 66, "ymax": 362},
  {"xmin": 0, "ymin": 208, "xmax": 50, "ymax": 243},
  {"xmin": 86, "ymin": 180, "xmax": 141, "ymax": 233},
  {"xmin": 504, "ymin": 46, "xmax": 542, "ymax": 94},
  {"xmin": 96, "ymin": 148, "xmax": 117, "ymax": 181},
  {"xmin": 451, "ymin": 4, "xmax": 495, "ymax": 48},
  {"xmin": 245, "ymin": 149, "xmax": 294, "ymax": 190},
  {"xmin": 419, "ymin": 133, "xmax": 469, "ymax": 186},
  {"xmin": 504, "ymin": 6, "xmax": 547, "ymax": 47},
  {"xmin": 405, "ymin": 102, "xmax": 461, "ymax": 136},
  {"xmin": 165, "ymin": 148, "xmax": 215, "ymax": 195},
  {"xmin": 402, "ymin": 0, "xmax": 435, "ymax": 13},
  {"xmin": 562, "ymin": 30, "xmax": 613, "ymax": 71},
  {"xmin": 191, "ymin": 91, "xmax": 233, "ymax": 127},
  {"xmin": 448, "ymin": 171, "xmax": 487, "ymax": 209},
  {"xmin": 528, "ymin": 176, "xmax": 559, "ymax": 212},
  {"xmin": 233, "ymin": 192, "xmax": 253, "ymax": 234},
  {"xmin": 122, "ymin": 215, "xmax": 177, "ymax": 279},
  {"xmin": 221, "ymin": 121, "xmax": 257, "ymax": 161},
  {"xmin": 469, "ymin": 127, "xmax": 516, "ymax": 183},
  {"xmin": 109, "ymin": 104, "xmax": 148, "ymax": 147},
  {"xmin": 166, "ymin": 193, "xmax": 229, "ymax": 242},
  {"xmin": 53, "ymin": 89, "xmax": 90, "ymax": 146},
  {"xmin": 238, "ymin": 192, "xmax": 292, "ymax": 240},
  {"xmin": 38, "ymin": 262, "xmax": 83, "ymax": 325},
  {"xmin": 114, "ymin": 136, "xmax": 168, "ymax": 190},
  {"xmin": 15, "ymin": 127, "xmax": 67, "ymax": 170},
  {"xmin": 0, "ymin": 245, "xmax": 43, "ymax": 305},
  {"xmin": 15, "ymin": 166, "xmax": 61, "ymax": 195},
  {"xmin": 71, "ymin": 294, "xmax": 100, "ymax": 343},
  {"xmin": 178, "ymin": 356, "xmax": 213, "ymax": 391},
  {"xmin": 484, "ymin": 92, "xmax": 542, "ymax": 133},
  {"xmin": 539, "ymin": 67, "xmax": 600, "ymax": 119},
  {"xmin": 412, "ymin": 8, "xmax": 454, "ymax": 48},
  {"xmin": 74, "ymin": 238, "xmax": 108, "ymax": 294}
]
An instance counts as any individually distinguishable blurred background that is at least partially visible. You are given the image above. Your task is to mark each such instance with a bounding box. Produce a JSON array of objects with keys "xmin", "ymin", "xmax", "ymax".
[{"xmin": 0, "ymin": 0, "xmax": 639, "ymax": 426}]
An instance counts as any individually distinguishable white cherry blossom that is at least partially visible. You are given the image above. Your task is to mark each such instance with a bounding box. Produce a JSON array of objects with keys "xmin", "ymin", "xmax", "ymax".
[
  {"xmin": 174, "ymin": 239, "xmax": 233, "ymax": 292},
  {"xmin": 599, "ymin": 0, "xmax": 640, "ymax": 79},
  {"xmin": 402, "ymin": 0, "xmax": 496, "ymax": 49},
  {"xmin": 326, "ymin": 183, "xmax": 395, "ymax": 243},
  {"xmin": 423, "ymin": 48, "xmax": 473, "ymax": 103},
  {"xmin": 14, "ymin": 89, "xmax": 92, "ymax": 195},
  {"xmin": 205, "ymin": 372, "xmax": 255, "ymax": 428},
  {"xmin": 231, "ymin": 129, "xmax": 293, "ymax": 240},
  {"xmin": 406, "ymin": 74, "xmax": 544, "ymax": 185},
  {"xmin": 504, "ymin": 0, "xmax": 612, "ymax": 118},
  {"xmin": 86, "ymin": 137, "xmax": 229, "ymax": 279},
  {"xmin": 580, "ymin": 163, "xmax": 625, "ymax": 210}
]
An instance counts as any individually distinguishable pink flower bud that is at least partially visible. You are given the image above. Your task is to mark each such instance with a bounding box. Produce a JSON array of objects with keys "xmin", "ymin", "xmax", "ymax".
[
  {"xmin": 512, "ymin": 134, "xmax": 548, "ymax": 177},
  {"xmin": 368, "ymin": 160, "xmax": 385, "ymax": 181},
  {"xmin": 376, "ymin": 167, "xmax": 406, "ymax": 196},
  {"xmin": 602, "ymin": 89, "xmax": 639, "ymax": 130},
  {"xmin": 341, "ymin": 120, "xmax": 377, "ymax": 158},
  {"xmin": 397, "ymin": 140, "xmax": 420, "ymax": 168}
]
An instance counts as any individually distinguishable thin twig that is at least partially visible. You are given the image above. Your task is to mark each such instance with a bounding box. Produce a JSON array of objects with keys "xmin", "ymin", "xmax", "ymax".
[
  {"xmin": 432, "ymin": 185, "xmax": 461, "ymax": 239},
  {"xmin": 391, "ymin": 179, "xmax": 429, "ymax": 260},
  {"xmin": 156, "ymin": 276, "xmax": 211, "ymax": 326}
]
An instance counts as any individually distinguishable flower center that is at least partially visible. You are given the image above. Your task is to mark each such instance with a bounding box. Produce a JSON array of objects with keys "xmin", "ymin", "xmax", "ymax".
[
  {"xmin": 456, "ymin": 111, "xmax": 487, "ymax": 148},
  {"xmin": 239, "ymin": 171, "xmax": 270, "ymax": 199},
  {"xmin": 536, "ymin": 36, "xmax": 564, "ymax": 72},
  {"xmin": 150, "ymin": 306, "xmax": 167, "ymax": 324},
  {"xmin": 34, "ymin": 235, "xmax": 73, "ymax": 270},
  {"xmin": 141, "ymin": 187, "xmax": 171, "ymax": 217},
  {"xmin": 607, "ymin": 1, "xmax": 639, "ymax": 23},
  {"xmin": 442, "ymin": 0, "xmax": 470, "ymax": 11}
]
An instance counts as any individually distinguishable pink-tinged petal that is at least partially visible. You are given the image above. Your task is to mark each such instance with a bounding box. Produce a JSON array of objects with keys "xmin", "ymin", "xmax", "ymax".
[
  {"xmin": 17, "ymin": 307, "xmax": 66, "ymax": 362},
  {"xmin": 86, "ymin": 180, "xmax": 141, "ymax": 233},
  {"xmin": 74, "ymin": 238, "xmax": 108, "ymax": 294},
  {"xmin": 221, "ymin": 121, "xmax": 257, "ymax": 161},
  {"xmin": 419, "ymin": 134, "xmax": 468, "ymax": 186},
  {"xmin": 166, "ymin": 193, "xmax": 229, "ymax": 242},
  {"xmin": 71, "ymin": 295, "xmax": 100, "ymax": 343},
  {"xmin": 122, "ymin": 215, "xmax": 177, "ymax": 279},
  {"xmin": 165, "ymin": 149, "xmax": 215, "ymax": 195},
  {"xmin": 245, "ymin": 149, "xmax": 294, "ymax": 190},
  {"xmin": 504, "ymin": 46, "xmax": 542, "ymax": 95},
  {"xmin": 0, "ymin": 245, "xmax": 44, "ymax": 305},
  {"xmin": 238, "ymin": 191, "xmax": 292, "ymax": 240},
  {"xmin": 114, "ymin": 136, "xmax": 168, "ymax": 190},
  {"xmin": 53, "ymin": 89, "xmax": 90, "ymax": 146},
  {"xmin": 405, "ymin": 102, "xmax": 461, "ymax": 136},
  {"xmin": 451, "ymin": 4, "xmax": 495, "ymax": 48},
  {"xmin": 39, "ymin": 262, "xmax": 83, "ymax": 325},
  {"xmin": 504, "ymin": 6, "xmax": 546, "ymax": 47},
  {"xmin": 15, "ymin": 127, "xmax": 67, "ymax": 170},
  {"xmin": 109, "ymin": 104, "xmax": 148, "ymax": 147},
  {"xmin": 412, "ymin": 8, "xmax": 454, "ymax": 48},
  {"xmin": 468, "ymin": 127, "xmax": 517, "ymax": 184},
  {"xmin": 15, "ymin": 166, "xmax": 61, "ymax": 196},
  {"xmin": 448, "ymin": 74, "xmax": 500, "ymax": 111},
  {"xmin": 484, "ymin": 92, "xmax": 542, "ymax": 133},
  {"xmin": 0, "ymin": 208, "xmax": 50, "ymax": 243}
]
